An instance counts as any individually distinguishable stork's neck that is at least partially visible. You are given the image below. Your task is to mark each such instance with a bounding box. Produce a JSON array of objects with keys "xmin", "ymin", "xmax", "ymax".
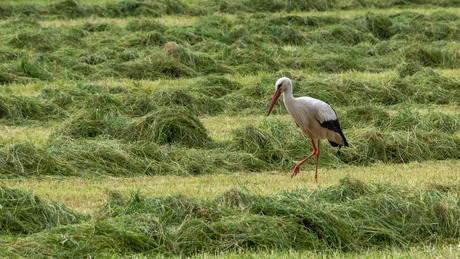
[{"xmin": 282, "ymin": 86, "xmax": 295, "ymax": 104}]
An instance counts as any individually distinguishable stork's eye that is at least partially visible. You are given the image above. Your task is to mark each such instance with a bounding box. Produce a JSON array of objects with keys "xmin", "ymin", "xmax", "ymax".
[{"xmin": 276, "ymin": 83, "xmax": 282, "ymax": 89}]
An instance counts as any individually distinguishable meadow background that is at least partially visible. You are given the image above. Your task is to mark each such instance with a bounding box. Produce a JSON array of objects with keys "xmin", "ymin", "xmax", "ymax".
[{"xmin": 0, "ymin": 0, "xmax": 460, "ymax": 257}]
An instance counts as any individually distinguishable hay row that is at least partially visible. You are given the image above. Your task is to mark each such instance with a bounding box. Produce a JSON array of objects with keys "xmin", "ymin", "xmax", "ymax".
[
  {"xmin": 0, "ymin": 0, "xmax": 195, "ymax": 19},
  {"xmin": 0, "ymin": 121, "xmax": 458, "ymax": 177},
  {"xmin": 0, "ymin": 137, "xmax": 267, "ymax": 177},
  {"xmin": 0, "ymin": 94, "xmax": 64, "ymax": 122},
  {"xmin": 1, "ymin": 11, "xmax": 460, "ymax": 83},
  {"xmin": 0, "ymin": 184, "xmax": 82, "ymax": 235},
  {"xmin": 1, "ymin": 0, "xmax": 458, "ymax": 19},
  {"xmin": 232, "ymin": 119, "xmax": 460, "ymax": 167},
  {"xmin": 344, "ymin": 106, "xmax": 460, "ymax": 134},
  {"xmin": 2, "ymin": 178, "xmax": 459, "ymax": 256},
  {"xmin": 1, "ymin": 70, "xmax": 455, "ymax": 125}
]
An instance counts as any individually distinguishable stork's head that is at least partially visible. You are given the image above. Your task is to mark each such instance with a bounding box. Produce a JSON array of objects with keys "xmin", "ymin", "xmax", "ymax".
[{"xmin": 267, "ymin": 77, "xmax": 291, "ymax": 116}]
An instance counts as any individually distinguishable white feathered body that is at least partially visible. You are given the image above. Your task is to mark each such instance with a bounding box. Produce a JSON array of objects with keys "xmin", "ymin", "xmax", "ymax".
[
  {"xmin": 267, "ymin": 77, "xmax": 348, "ymax": 180},
  {"xmin": 283, "ymin": 90, "xmax": 345, "ymax": 146}
]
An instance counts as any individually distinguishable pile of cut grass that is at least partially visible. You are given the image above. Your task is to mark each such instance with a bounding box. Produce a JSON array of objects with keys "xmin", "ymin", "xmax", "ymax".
[
  {"xmin": 0, "ymin": 0, "xmax": 198, "ymax": 19},
  {"xmin": 126, "ymin": 87, "xmax": 223, "ymax": 116},
  {"xmin": 38, "ymin": 75, "xmax": 227, "ymax": 114},
  {"xmin": 294, "ymin": 69, "xmax": 459, "ymax": 107},
  {"xmin": 52, "ymin": 109, "xmax": 126, "ymax": 139},
  {"xmin": 342, "ymin": 129, "xmax": 460, "ymax": 165},
  {"xmin": 0, "ymin": 99, "xmax": 457, "ymax": 178},
  {"xmin": 232, "ymin": 117, "xmax": 460, "ymax": 168},
  {"xmin": 190, "ymin": 75, "xmax": 242, "ymax": 98},
  {"xmin": 3, "ymin": 178, "xmax": 460, "ymax": 257},
  {"xmin": 231, "ymin": 119, "xmax": 304, "ymax": 169},
  {"xmin": 1, "ymin": 0, "xmax": 459, "ymax": 20},
  {"xmin": 1, "ymin": 1, "xmax": 460, "ymax": 257},
  {"xmin": 47, "ymin": 138, "xmax": 158, "ymax": 176},
  {"xmin": 0, "ymin": 142, "xmax": 75, "ymax": 177},
  {"xmin": 159, "ymin": 145, "xmax": 268, "ymax": 175},
  {"xmin": 0, "ymin": 94, "xmax": 64, "ymax": 123},
  {"xmin": 114, "ymin": 51, "xmax": 196, "ymax": 80},
  {"xmin": 123, "ymin": 107, "xmax": 210, "ymax": 147},
  {"xmin": 31, "ymin": 70, "xmax": 460, "ymax": 121},
  {"xmin": 0, "ymin": 185, "xmax": 81, "ymax": 234},
  {"xmin": 37, "ymin": 83, "xmax": 130, "ymax": 113},
  {"xmin": 225, "ymin": 70, "xmax": 459, "ymax": 117},
  {"xmin": 88, "ymin": 178, "xmax": 460, "ymax": 253},
  {"xmin": 43, "ymin": 138, "xmax": 267, "ymax": 177},
  {"xmin": 2, "ymin": 8, "xmax": 460, "ymax": 82},
  {"xmin": 344, "ymin": 106, "xmax": 460, "ymax": 133}
]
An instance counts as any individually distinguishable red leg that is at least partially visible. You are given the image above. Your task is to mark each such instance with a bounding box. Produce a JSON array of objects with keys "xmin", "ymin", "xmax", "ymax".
[
  {"xmin": 291, "ymin": 138, "xmax": 317, "ymax": 178},
  {"xmin": 314, "ymin": 140, "xmax": 320, "ymax": 183}
]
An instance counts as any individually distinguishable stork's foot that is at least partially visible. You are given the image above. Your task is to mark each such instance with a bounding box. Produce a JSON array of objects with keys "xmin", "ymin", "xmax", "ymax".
[{"xmin": 291, "ymin": 166, "xmax": 301, "ymax": 178}]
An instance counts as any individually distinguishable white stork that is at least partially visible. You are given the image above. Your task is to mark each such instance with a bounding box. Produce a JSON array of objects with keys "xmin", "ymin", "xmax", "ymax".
[{"xmin": 267, "ymin": 77, "xmax": 348, "ymax": 182}]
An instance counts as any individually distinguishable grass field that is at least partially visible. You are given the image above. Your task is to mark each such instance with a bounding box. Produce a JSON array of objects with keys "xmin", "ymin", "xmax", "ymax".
[
  {"xmin": 2, "ymin": 160, "xmax": 459, "ymax": 215},
  {"xmin": 1, "ymin": 0, "xmax": 460, "ymax": 257}
]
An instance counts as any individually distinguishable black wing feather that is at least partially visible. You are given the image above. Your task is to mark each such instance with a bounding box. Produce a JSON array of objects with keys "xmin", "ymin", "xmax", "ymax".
[{"xmin": 319, "ymin": 119, "xmax": 349, "ymax": 148}]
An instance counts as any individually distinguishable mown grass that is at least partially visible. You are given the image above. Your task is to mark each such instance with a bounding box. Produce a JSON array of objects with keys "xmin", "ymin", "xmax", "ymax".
[
  {"xmin": 5, "ymin": 69, "xmax": 458, "ymax": 177},
  {"xmin": 2, "ymin": 7, "xmax": 460, "ymax": 82},
  {"xmin": 2, "ymin": 0, "xmax": 459, "ymax": 20},
  {"xmin": 2, "ymin": 160, "xmax": 459, "ymax": 213},
  {"xmin": 2, "ymin": 177, "xmax": 460, "ymax": 257},
  {"xmin": 1, "ymin": 0, "xmax": 460, "ymax": 257},
  {"xmin": 0, "ymin": 185, "xmax": 82, "ymax": 235}
]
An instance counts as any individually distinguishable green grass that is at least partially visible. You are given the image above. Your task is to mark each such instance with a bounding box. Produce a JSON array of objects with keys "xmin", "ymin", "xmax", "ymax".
[
  {"xmin": 1, "ymin": 160, "xmax": 458, "ymax": 213},
  {"xmin": 2, "ymin": 177, "xmax": 460, "ymax": 257},
  {"xmin": 0, "ymin": 0, "xmax": 460, "ymax": 257},
  {"xmin": 0, "ymin": 184, "xmax": 82, "ymax": 235}
]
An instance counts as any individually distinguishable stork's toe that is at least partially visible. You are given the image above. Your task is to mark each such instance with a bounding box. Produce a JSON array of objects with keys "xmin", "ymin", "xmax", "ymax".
[{"xmin": 291, "ymin": 166, "xmax": 300, "ymax": 178}]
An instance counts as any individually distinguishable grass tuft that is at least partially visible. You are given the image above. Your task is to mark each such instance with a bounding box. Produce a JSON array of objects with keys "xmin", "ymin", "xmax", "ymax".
[
  {"xmin": 364, "ymin": 12, "xmax": 394, "ymax": 39},
  {"xmin": 52, "ymin": 110, "xmax": 126, "ymax": 139},
  {"xmin": 0, "ymin": 142, "xmax": 75, "ymax": 177},
  {"xmin": 124, "ymin": 107, "xmax": 210, "ymax": 147},
  {"xmin": 191, "ymin": 75, "xmax": 242, "ymax": 98},
  {"xmin": 47, "ymin": 137, "xmax": 151, "ymax": 176},
  {"xmin": 3, "ymin": 179, "xmax": 460, "ymax": 256},
  {"xmin": 0, "ymin": 94, "xmax": 64, "ymax": 123},
  {"xmin": 396, "ymin": 61, "xmax": 423, "ymax": 78},
  {"xmin": 49, "ymin": 0, "xmax": 86, "ymax": 19},
  {"xmin": 0, "ymin": 184, "xmax": 81, "ymax": 235},
  {"xmin": 342, "ymin": 129, "xmax": 460, "ymax": 165}
]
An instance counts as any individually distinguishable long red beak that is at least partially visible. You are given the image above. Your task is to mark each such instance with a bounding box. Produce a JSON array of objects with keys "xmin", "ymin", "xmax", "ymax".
[{"xmin": 267, "ymin": 89, "xmax": 281, "ymax": 116}]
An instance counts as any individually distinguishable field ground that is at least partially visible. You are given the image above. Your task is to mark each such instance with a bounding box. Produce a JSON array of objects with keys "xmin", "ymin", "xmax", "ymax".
[
  {"xmin": 3, "ymin": 160, "xmax": 459, "ymax": 214},
  {"xmin": 1, "ymin": 0, "xmax": 460, "ymax": 257},
  {"xmin": 198, "ymin": 244, "xmax": 460, "ymax": 258}
]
